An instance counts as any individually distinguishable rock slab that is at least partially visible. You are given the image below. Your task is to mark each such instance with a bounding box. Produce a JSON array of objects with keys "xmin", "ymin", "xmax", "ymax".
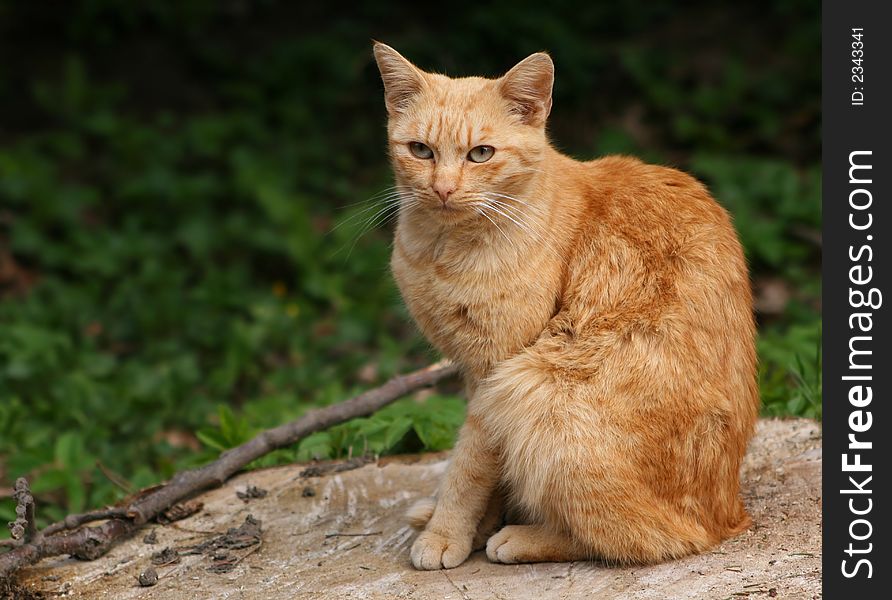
[{"xmin": 18, "ymin": 419, "xmax": 821, "ymax": 599}]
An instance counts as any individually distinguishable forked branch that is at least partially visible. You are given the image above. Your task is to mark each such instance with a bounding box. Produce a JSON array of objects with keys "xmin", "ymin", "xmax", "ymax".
[{"xmin": 0, "ymin": 360, "xmax": 457, "ymax": 580}]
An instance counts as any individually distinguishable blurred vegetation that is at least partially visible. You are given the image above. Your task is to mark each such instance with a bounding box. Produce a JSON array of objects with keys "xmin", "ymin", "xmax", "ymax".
[{"xmin": 0, "ymin": 0, "xmax": 819, "ymax": 531}]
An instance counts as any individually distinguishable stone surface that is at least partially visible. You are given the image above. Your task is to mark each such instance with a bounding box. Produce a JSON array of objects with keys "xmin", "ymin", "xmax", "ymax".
[{"xmin": 17, "ymin": 419, "xmax": 821, "ymax": 599}]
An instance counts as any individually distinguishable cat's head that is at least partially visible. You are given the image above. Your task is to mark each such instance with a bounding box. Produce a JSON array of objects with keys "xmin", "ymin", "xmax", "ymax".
[{"xmin": 373, "ymin": 42, "xmax": 553, "ymax": 222}]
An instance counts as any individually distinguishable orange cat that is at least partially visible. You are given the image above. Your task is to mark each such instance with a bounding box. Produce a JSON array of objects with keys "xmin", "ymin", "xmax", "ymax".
[{"xmin": 373, "ymin": 42, "xmax": 759, "ymax": 569}]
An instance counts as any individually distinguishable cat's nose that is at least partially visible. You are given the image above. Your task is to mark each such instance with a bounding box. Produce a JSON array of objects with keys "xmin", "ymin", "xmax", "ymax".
[{"xmin": 433, "ymin": 182, "xmax": 456, "ymax": 204}]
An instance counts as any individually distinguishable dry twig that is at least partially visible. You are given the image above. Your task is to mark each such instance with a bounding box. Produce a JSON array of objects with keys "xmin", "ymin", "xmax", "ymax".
[
  {"xmin": 0, "ymin": 360, "xmax": 456, "ymax": 580},
  {"xmin": 40, "ymin": 507, "xmax": 130, "ymax": 537},
  {"xmin": 324, "ymin": 531, "xmax": 382, "ymax": 538},
  {"xmin": 9, "ymin": 479, "xmax": 37, "ymax": 544}
]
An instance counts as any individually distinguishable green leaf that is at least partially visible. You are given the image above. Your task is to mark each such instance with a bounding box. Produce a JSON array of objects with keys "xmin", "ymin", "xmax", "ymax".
[
  {"xmin": 216, "ymin": 404, "xmax": 252, "ymax": 446},
  {"xmin": 296, "ymin": 431, "xmax": 333, "ymax": 462},
  {"xmin": 30, "ymin": 468, "xmax": 69, "ymax": 494},
  {"xmin": 196, "ymin": 428, "xmax": 228, "ymax": 452},
  {"xmin": 65, "ymin": 473, "xmax": 87, "ymax": 513},
  {"xmin": 382, "ymin": 417, "xmax": 413, "ymax": 451},
  {"xmin": 786, "ymin": 395, "xmax": 806, "ymax": 415},
  {"xmin": 55, "ymin": 431, "xmax": 90, "ymax": 470},
  {"xmin": 218, "ymin": 405, "xmax": 238, "ymax": 439},
  {"xmin": 353, "ymin": 417, "xmax": 389, "ymax": 438},
  {"xmin": 0, "ymin": 498, "xmax": 17, "ymax": 526}
]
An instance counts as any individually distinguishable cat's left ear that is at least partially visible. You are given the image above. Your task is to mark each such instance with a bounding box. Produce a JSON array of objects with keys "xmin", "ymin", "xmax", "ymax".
[
  {"xmin": 499, "ymin": 53, "xmax": 554, "ymax": 127},
  {"xmin": 373, "ymin": 42, "xmax": 427, "ymax": 116}
]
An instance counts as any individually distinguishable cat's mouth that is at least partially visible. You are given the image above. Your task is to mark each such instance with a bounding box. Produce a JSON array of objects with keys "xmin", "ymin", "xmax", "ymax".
[
  {"xmin": 430, "ymin": 201, "xmax": 479, "ymax": 224},
  {"xmin": 413, "ymin": 194, "xmax": 476, "ymax": 218},
  {"xmin": 399, "ymin": 189, "xmax": 482, "ymax": 224}
]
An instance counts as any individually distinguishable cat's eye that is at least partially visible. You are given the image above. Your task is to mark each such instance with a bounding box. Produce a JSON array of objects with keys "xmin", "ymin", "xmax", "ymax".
[
  {"xmin": 467, "ymin": 145, "xmax": 495, "ymax": 163},
  {"xmin": 408, "ymin": 142, "xmax": 434, "ymax": 160}
]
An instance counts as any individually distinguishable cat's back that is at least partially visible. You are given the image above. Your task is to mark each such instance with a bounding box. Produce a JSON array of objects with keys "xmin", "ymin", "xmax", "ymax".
[
  {"xmin": 558, "ymin": 154, "xmax": 752, "ymax": 328},
  {"xmin": 567, "ymin": 154, "xmax": 747, "ymax": 276},
  {"xmin": 578, "ymin": 155, "xmax": 733, "ymax": 237}
]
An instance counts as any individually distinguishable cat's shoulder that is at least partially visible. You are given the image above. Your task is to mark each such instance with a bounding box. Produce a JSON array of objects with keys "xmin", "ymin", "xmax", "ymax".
[
  {"xmin": 583, "ymin": 155, "xmax": 704, "ymax": 192},
  {"xmin": 576, "ymin": 154, "xmax": 726, "ymax": 225}
]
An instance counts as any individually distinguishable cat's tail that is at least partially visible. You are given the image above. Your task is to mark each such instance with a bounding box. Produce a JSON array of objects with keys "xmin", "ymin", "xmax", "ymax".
[{"xmin": 406, "ymin": 498, "xmax": 436, "ymax": 529}]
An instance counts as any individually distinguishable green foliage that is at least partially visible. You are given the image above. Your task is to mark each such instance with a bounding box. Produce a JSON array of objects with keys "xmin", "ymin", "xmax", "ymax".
[
  {"xmin": 198, "ymin": 394, "xmax": 466, "ymax": 463},
  {"xmin": 759, "ymin": 322, "xmax": 822, "ymax": 420},
  {"xmin": 184, "ymin": 395, "xmax": 465, "ymax": 474},
  {"xmin": 0, "ymin": 1, "xmax": 819, "ymax": 534},
  {"xmin": 691, "ymin": 156, "xmax": 821, "ymax": 272}
]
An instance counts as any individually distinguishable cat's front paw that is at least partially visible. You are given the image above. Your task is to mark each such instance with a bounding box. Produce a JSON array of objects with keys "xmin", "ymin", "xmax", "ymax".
[
  {"xmin": 410, "ymin": 530, "xmax": 471, "ymax": 570},
  {"xmin": 485, "ymin": 525, "xmax": 527, "ymax": 564}
]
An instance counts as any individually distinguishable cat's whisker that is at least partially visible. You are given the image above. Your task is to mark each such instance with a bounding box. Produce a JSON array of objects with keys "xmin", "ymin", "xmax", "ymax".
[
  {"xmin": 480, "ymin": 201, "xmax": 534, "ymax": 234},
  {"xmin": 480, "ymin": 191, "xmax": 546, "ymax": 215},
  {"xmin": 475, "ymin": 198, "xmax": 568, "ymax": 266},
  {"xmin": 348, "ymin": 190, "xmax": 412, "ymax": 214},
  {"xmin": 480, "ymin": 189, "xmax": 537, "ymax": 205},
  {"xmin": 479, "ymin": 199, "xmax": 546, "ymax": 230},
  {"xmin": 341, "ymin": 201, "xmax": 415, "ymax": 259},
  {"xmin": 330, "ymin": 185, "xmax": 416, "ymax": 231},
  {"xmin": 330, "ymin": 191, "xmax": 412, "ymax": 234},
  {"xmin": 478, "ymin": 192, "xmax": 564, "ymax": 255},
  {"xmin": 474, "ymin": 201, "xmax": 531, "ymax": 251},
  {"xmin": 473, "ymin": 205, "xmax": 517, "ymax": 252},
  {"xmin": 355, "ymin": 196, "xmax": 412, "ymax": 237},
  {"xmin": 345, "ymin": 191, "xmax": 411, "ymax": 224},
  {"xmin": 335, "ymin": 193, "xmax": 417, "ymax": 259},
  {"xmin": 337, "ymin": 185, "xmax": 414, "ymax": 209},
  {"xmin": 476, "ymin": 196, "xmax": 542, "ymax": 235},
  {"xmin": 484, "ymin": 198, "xmax": 538, "ymax": 228},
  {"xmin": 333, "ymin": 192, "xmax": 404, "ymax": 225},
  {"xmin": 367, "ymin": 200, "xmax": 411, "ymax": 231}
]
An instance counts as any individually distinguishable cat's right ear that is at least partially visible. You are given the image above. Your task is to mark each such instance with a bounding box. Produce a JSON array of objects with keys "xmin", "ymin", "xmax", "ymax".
[{"xmin": 373, "ymin": 42, "xmax": 426, "ymax": 115}]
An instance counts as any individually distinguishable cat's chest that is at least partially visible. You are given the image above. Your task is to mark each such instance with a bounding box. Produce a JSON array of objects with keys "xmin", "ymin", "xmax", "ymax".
[{"xmin": 392, "ymin": 231, "xmax": 558, "ymax": 375}]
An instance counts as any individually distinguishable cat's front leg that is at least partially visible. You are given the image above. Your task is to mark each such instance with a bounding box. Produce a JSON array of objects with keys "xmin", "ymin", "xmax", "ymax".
[{"xmin": 410, "ymin": 413, "xmax": 498, "ymax": 570}]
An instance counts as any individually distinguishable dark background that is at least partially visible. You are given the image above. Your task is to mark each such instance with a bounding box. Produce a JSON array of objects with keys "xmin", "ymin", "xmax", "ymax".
[{"xmin": 0, "ymin": 1, "xmax": 820, "ymax": 529}]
